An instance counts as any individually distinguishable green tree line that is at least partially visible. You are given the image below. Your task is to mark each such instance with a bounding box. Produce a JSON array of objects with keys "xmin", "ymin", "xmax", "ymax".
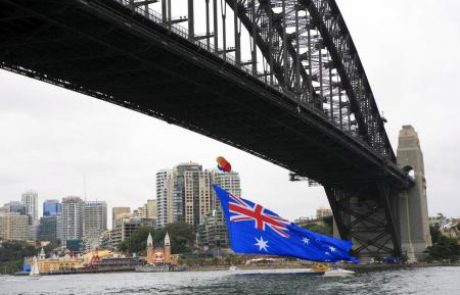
[{"xmin": 118, "ymin": 223, "xmax": 195, "ymax": 255}]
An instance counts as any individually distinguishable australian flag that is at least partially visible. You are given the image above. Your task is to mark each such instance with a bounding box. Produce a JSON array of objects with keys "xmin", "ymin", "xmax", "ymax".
[{"xmin": 213, "ymin": 185, "xmax": 358, "ymax": 263}]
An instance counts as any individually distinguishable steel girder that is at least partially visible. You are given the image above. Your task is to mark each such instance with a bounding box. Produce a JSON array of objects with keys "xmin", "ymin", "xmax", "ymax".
[
  {"xmin": 325, "ymin": 182, "xmax": 401, "ymax": 258},
  {"xmin": 223, "ymin": 0, "xmax": 393, "ymax": 161}
]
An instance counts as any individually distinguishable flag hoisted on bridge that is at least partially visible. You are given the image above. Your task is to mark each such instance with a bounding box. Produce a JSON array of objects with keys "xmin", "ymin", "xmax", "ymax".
[{"xmin": 213, "ymin": 185, "xmax": 358, "ymax": 263}]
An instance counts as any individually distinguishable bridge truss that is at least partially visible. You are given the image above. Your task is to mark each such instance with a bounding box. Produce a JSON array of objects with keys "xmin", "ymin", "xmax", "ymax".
[{"xmin": 0, "ymin": 0, "xmax": 411, "ymax": 258}]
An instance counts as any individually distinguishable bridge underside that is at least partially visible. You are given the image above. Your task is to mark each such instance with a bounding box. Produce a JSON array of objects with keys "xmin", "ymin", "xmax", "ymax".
[{"xmin": 0, "ymin": 0, "xmax": 408, "ymax": 257}]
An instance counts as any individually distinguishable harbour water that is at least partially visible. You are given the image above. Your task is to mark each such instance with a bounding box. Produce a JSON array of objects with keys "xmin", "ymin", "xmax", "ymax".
[{"xmin": 1, "ymin": 266, "xmax": 459, "ymax": 294}]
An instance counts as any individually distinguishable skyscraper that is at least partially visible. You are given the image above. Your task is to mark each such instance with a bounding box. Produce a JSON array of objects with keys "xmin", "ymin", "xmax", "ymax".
[
  {"xmin": 156, "ymin": 170, "xmax": 170, "ymax": 228},
  {"xmin": 61, "ymin": 196, "xmax": 84, "ymax": 243},
  {"xmin": 43, "ymin": 199, "xmax": 62, "ymax": 216},
  {"xmin": 21, "ymin": 191, "xmax": 38, "ymax": 225},
  {"xmin": 84, "ymin": 201, "xmax": 107, "ymax": 237},
  {"xmin": 173, "ymin": 162, "xmax": 203, "ymax": 225}
]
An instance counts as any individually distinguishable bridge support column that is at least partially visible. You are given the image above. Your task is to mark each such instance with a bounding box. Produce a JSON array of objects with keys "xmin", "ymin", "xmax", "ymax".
[
  {"xmin": 326, "ymin": 183, "xmax": 401, "ymax": 262},
  {"xmin": 397, "ymin": 125, "xmax": 432, "ymax": 261}
]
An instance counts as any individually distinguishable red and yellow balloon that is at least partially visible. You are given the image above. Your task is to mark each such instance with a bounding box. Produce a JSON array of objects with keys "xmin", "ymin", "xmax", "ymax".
[{"xmin": 216, "ymin": 156, "xmax": 232, "ymax": 172}]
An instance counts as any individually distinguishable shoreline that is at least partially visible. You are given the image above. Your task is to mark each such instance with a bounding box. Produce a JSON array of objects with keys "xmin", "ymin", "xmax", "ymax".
[{"xmin": 6, "ymin": 262, "xmax": 460, "ymax": 276}]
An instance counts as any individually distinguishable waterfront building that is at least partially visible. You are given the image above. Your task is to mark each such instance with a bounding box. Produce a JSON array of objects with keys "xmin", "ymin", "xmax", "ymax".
[
  {"xmin": 61, "ymin": 196, "xmax": 85, "ymax": 244},
  {"xmin": 43, "ymin": 199, "xmax": 62, "ymax": 216},
  {"xmin": 21, "ymin": 191, "xmax": 38, "ymax": 225},
  {"xmin": 0, "ymin": 212, "xmax": 29, "ymax": 240},
  {"xmin": 112, "ymin": 207, "xmax": 130, "ymax": 230},
  {"xmin": 146, "ymin": 232, "xmax": 173, "ymax": 265}
]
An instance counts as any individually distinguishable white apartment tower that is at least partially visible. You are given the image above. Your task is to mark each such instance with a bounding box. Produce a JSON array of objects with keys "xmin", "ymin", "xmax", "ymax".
[
  {"xmin": 61, "ymin": 196, "xmax": 85, "ymax": 243},
  {"xmin": 21, "ymin": 191, "xmax": 38, "ymax": 225},
  {"xmin": 156, "ymin": 169, "xmax": 170, "ymax": 228}
]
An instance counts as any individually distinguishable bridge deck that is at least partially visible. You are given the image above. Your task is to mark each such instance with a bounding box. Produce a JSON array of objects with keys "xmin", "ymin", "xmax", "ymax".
[{"xmin": 0, "ymin": 0, "xmax": 409, "ymax": 194}]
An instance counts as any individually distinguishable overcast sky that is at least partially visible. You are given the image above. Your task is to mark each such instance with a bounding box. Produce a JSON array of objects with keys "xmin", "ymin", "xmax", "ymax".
[{"xmin": 1, "ymin": 0, "xmax": 459, "ymax": 227}]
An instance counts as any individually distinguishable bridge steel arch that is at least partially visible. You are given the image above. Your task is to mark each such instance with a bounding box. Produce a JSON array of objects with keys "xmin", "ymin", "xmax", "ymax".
[
  {"xmin": 0, "ymin": 0, "xmax": 409, "ymax": 259},
  {"xmin": 226, "ymin": 0, "xmax": 402, "ymax": 258}
]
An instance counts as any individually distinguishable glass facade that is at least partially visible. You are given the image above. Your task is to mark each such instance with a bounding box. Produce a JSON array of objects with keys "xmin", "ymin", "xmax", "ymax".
[{"xmin": 43, "ymin": 200, "xmax": 62, "ymax": 216}]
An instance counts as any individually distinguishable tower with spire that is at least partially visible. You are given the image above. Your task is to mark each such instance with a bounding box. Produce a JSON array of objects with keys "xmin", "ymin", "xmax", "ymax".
[{"xmin": 146, "ymin": 232, "xmax": 154, "ymax": 264}]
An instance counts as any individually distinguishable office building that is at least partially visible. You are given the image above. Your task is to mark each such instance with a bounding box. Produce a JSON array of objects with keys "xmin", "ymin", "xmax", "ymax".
[
  {"xmin": 0, "ymin": 212, "xmax": 29, "ymax": 241},
  {"xmin": 112, "ymin": 207, "xmax": 131, "ymax": 230},
  {"xmin": 84, "ymin": 201, "xmax": 107, "ymax": 236},
  {"xmin": 2, "ymin": 201, "xmax": 27, "ymax": 215},
  {"xmin": 43, "ymin": 199, "xmax": 62, "ymax": 217}
]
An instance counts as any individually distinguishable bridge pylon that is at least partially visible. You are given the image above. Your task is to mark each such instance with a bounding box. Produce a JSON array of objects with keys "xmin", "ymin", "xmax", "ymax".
[{"xmin": 396, "ymin": 125, "xmax": 432, "ymax": 261}]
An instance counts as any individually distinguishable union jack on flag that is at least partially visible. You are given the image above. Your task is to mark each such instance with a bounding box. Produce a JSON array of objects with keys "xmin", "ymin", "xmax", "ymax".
[{"xmin": 228, "ymin": 192, "xmax": 291, "ymax": 238}]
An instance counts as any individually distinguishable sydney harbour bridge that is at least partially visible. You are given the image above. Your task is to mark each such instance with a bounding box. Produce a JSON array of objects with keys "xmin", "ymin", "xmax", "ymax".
[{"xmin": 0, "ymin": 0, "xmax": 419, "ymax": 259}]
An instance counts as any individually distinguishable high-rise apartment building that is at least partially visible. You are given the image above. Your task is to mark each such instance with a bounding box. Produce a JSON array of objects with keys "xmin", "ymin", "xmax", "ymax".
[
  {"xmin": 43, "ymin": 199, "xmax": 62, "ymax": 216},
  {"xmin": 61, "ymin": 196, "xmax": 85, "ymax": 243},
  {"xmin": 156, "ymin": 170, "xmax": 170, "ymax": 228},
  {"xmin": 172, "ymin": 163, "xmax": 203, "ymax": 224},
  {"xmin": 0, "ymin": 212, "xmax": 29, "ymax": 240},
  {"xmin": 21, "ymin": 191, "xmax": 38, "ymax": 225},
  {"xmin": 197, "ymin": 170, "xmax": 241, "ymax": 251},
  {"xmin": 211, "ymin": 170, "xmax": 242, "ymax": 204},
  {"xmin": 156, "ymin": 164, "xmax": 242, "ymax": 230}
]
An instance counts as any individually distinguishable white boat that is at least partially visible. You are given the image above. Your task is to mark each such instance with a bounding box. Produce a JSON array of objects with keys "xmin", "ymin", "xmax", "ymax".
[
  {"xmin": 29, "ymin": 256, "xmax": 40, "ymax": 276},
  {"xmin": 323, "ymin": 267, "xmax": 354, "ymax": 278}
]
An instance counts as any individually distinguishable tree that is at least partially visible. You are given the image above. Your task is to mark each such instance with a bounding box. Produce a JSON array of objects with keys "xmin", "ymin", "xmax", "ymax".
[
  {"xmin": 154, "ymin": 223, "xmax": 195, "ymax": 254},
  {"xmin": 118, "ymin": 226, "xmax": 155, "ymax": 255},
  {"xmin": 300, "ymin": 222, "xmax": 332, "ymax": 236},
  {"xmin": 425, "ymin": 235, "xmax": 460, "ymax": 263},
  {"xmin": 430, "ymin": 224, "xmax": 442, "ymax": 244},
  {"xmin": 0, "ymin": 241, "xmax": 37, "ymax": 274}
]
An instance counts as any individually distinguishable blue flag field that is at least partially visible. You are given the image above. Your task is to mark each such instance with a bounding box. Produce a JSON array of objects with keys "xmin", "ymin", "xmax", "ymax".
[{"xmin": 213, "ymin": 185, "xmax": 358, "ymax": 263}]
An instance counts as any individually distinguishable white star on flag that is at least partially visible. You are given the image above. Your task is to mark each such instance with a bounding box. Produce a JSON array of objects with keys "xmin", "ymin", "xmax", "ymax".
[
  {"xmin": 302, "ymin": 237, "xmax": 310, "ymax": 244},
  {"xmin": 254, "ymin": 236, "xmax": 269, "ymax": 252},
  {"xmin": 329, "ymin": 246, "xmax": 337, "ymax": 252}
]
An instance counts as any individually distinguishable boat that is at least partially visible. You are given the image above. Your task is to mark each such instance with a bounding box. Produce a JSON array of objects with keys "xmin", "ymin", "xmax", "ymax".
[
  {"xmin": 323, "ymin": 266, "xmax": 354, "ymax": 278},
  {"xmin": 29, "ymin": 256, "xmax": 40, "ymax": 277},
  {"xmin": 135, "ymin": 263, "xmax": 186, "ymax": 272}
]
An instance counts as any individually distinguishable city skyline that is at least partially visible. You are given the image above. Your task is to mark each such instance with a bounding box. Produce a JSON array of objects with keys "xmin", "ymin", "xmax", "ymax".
[{"xmin": 1, "ymin": 0, "xmax": 459, "ymax": 222}]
